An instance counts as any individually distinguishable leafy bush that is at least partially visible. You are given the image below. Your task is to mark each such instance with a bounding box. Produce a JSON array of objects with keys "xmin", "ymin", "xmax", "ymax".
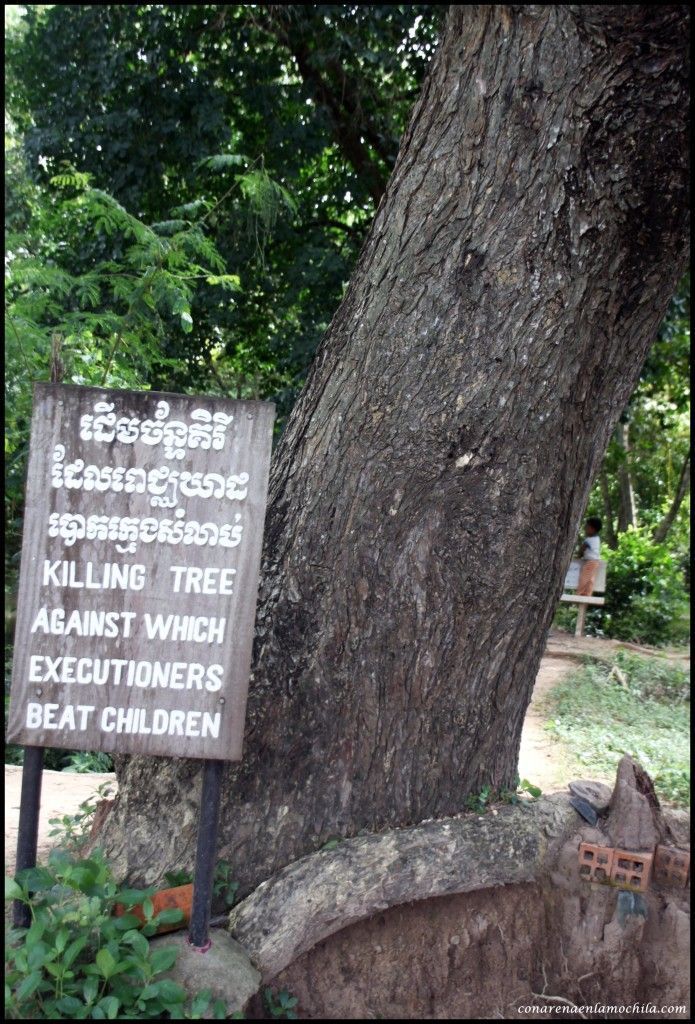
[
  {"xmin": 600, "ymin": 529, "xmax": 690, "ymax": 645},
  {"xmin": 5, "ymin": 850, "xmax": 229, "ymax": 1019},
  {"xmin": 62, "ymin": 752, "xmax": 115, "ymax": 774}
]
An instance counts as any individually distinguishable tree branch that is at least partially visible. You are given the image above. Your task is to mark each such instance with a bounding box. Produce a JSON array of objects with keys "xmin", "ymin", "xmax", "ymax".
[
  {"xmin": 652, "ymin": 451, "xmax": 690, "ymax": 544},
  {"xmin": 261, "ymin": 8, "xmax": 390, "ymax": 205}
]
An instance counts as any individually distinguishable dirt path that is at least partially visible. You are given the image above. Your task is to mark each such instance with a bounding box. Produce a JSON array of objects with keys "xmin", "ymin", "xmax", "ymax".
[
  {"xmin": 4, "ymin": 632, "xmax": 688, "ymax": 876},
  {"xmin": 517, "ymin": 654, "xmax": 578, "ymax": 794},
  {"xmin": 4, "ymin": 767, "xmax": 116, "ymax": 877},
  {"xmin": 518, "ymin": 630, "xmax": 689, "ymax": 795}
]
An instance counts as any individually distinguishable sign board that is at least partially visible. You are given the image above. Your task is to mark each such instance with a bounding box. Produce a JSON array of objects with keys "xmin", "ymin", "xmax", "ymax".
[
  {"xmin": 6, "ymin": 384, "xmax": 275, "ymax": 761},
  {"xmin": 564, "ymin": 562, "xmax": 581, "ymax": 590}
]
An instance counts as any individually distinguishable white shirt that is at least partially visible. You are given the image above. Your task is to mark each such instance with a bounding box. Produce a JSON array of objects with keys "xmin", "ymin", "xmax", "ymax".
[{"xmin": 582, "ymin": 535, "xmax": 600, "ymax": 560}]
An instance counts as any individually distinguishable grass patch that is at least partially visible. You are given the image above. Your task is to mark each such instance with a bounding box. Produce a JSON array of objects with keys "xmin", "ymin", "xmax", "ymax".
[{"xmin": 540, "ymin": 650, "xmax": 690, "ymax": 808}]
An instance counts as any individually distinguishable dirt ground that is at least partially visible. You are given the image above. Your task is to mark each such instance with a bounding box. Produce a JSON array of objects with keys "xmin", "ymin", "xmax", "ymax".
[
  {"xmin": 4, "ymin": 631, "xmax": 689, "ymax": 876},
  {"xmin": 4, "ymin": 768, "xmax": 116, "ymax": 877}
]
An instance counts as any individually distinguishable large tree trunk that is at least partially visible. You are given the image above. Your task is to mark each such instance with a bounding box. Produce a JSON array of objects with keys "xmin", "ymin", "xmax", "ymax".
[{"xmin": 102, "ymin": 5, "xmax": 689, "ymax": 894}]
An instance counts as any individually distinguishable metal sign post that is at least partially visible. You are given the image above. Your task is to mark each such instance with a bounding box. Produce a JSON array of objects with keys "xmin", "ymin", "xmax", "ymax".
[
  {"xmin": 6, "ymin": 384, "xmax": 275, "ymax": 947},
  {"xmin": 12, "ymin": 746, "xmax": 45, "ymax": 928},
  {"xmin": 189, "ymin": 759, "xmax": 225, "ymax": 949}
]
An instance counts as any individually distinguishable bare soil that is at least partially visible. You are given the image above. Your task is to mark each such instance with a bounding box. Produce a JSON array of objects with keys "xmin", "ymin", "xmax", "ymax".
[{"xmin": 4, "ymin": 768, "xmax": 116, "ymax": 877}]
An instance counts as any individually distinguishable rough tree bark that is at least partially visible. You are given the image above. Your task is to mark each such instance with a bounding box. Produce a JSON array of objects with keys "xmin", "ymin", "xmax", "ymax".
[{"xmin": 102, "ymin": 5, "xmax": 689, "ymax": 893}]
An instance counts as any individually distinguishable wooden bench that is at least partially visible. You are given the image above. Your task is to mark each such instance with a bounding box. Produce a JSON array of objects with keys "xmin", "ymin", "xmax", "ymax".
[{"xmin": 560, "ymin": 559, "xmax": 607, "ymax": 637}]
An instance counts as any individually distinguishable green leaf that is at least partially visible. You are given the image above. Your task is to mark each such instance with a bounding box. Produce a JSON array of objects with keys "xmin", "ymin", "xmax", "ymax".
[
  {"xmin": 5, "ymin": 876, "xmax": 24, "ymax": 900},
  {"xmin": 83, "ymin": 976, "xmax": 99, "ymax": 1003},
  {"xmin": 116, "ymin": 887, "xmax": 156, "ymax": 908},
  {"xmin": 198, "ymin": 153, "xmax": 247, "ymax": 171},
  {"xmin": 180, "ymin": 310, "xmax": 193, "ymax": 333},
  {"xmin": 97, "ymin": 996, "xmax": 120, "ymax": 1019},
  {"xmin": 56, "ymin": 995, "xmax": 84, "ymax": 1015},
  {"xmin": 122, "ymin": 930, "xmax": 149, "ymax": 957},
  {"xmin": 153, "ymin": 907, "xmax": 184, "ymax": 926},
  {"xmin": 156, "ymin": 979, "xmax": 186, "ymax": 1003},
  {"xmin": 17, "ymin": 865, "xmax": 56, "ymax": 892},
  {"xmin": 27, "ymin": 941, "xmax": 53, "ymax": 970},
  {"xmin": 16, "ymin": 970, "xmax": 43, "ymax": 1002},
  {"xmin": 64, "ymin": 936, "xmax": 88, "ymax": 968},
  {"xmin": 25, "ymin": 920, "xmax": 46, "ymax": 948},
  {"xmin": 149, "ymin": 945, "xmax": 178, "ymax": 973},
  {"xmin": 113, "ymin": 913, "xmax": 142, "ymax": 931},
  {"xmin": 520, "ymin": 779, "xmax": 542, "ymax": 798},
  {"xmin": 96, "ymin": 947, "xmax": 117, "ymax": 978},
  {"xmin": 191, "ymin": 990, "xmax": 212, "ymax": 1015},
  {"xmin": 206, "ymin": 273, "xmax": 241, "ymax": 291}
]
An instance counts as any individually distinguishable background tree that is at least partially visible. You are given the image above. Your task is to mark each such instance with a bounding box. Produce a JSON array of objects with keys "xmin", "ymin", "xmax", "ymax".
[{"xmin": 6, "ymin": 4, "xmax": 440, "ymax": 415}]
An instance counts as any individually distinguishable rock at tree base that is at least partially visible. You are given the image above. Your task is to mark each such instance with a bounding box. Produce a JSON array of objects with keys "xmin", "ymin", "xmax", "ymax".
[
  {"xmin": 606, "ymin": 755, "xmax": 668, "ymax": 851},
  {"xmin": 568, "ymin": 779, "xmax": 613, "ymax": 813},
  {"xmin": 150, "ymin": 930, "xmax": 260, "ymax": 1016}
]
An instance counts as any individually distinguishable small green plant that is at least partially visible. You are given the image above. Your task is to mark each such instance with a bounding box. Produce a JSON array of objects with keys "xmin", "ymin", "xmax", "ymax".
[
  {"xmin": 464, "ymin": 785, "xmax": 491, "ymax": 812},
  {"xmin": 498, "ymin": 776, "xmax": 543, "ymax": 806},
  {"xmin": 465, "ymin": 777, "xmax": 543, "ymax": 811},
  {"xmin": 163, "ymin": 860, "xmax": 239, "ymax": 911},
  {"xmin": 519, "ymin": 778, "xmax": 542, "ymax": 799},
  {"xmin": 48, "ymin": 783, "xmax": 114, "ymax": 855},
  {"xmin": 162, "ymin": 869, "xmax": 193, "ymax": 889},
  {"xmin": 320, "ymin": 838, "xmax": 343, "ymax": 852},
  {"xmin": 5, "ymin": 849, "xmax": 229, "ymax": 1019},
  {"xmin": 212, "ymin": 860, "xmax": 239, "ymax": 909},
  {"xmin": 263, "ymin": 988, "xmax": 299, "ymax": 1020}
]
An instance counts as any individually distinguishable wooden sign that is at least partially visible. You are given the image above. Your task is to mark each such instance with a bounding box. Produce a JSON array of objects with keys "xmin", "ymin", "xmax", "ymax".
[{"xmin": 6, "ymin": 384, "xmax": 275, "ymax": 761}]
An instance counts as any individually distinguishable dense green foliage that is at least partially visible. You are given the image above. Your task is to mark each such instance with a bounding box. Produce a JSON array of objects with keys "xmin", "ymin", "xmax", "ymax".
[
  {"xmin": 5, "ymin": 850, "xmax": 230, "ymax": 1019},
  {"xmin": 600, "ymin": 530, "xmax": 690, "ymax": 645},
  {"xmin": 6, "ymin": 4, "xmax": 439, "ymax": 415},
  {"xmin": 542, "ymin": 652, "xmax": 690, "ymax": 807},
  {"xmin": 4, "ymin": 3, "xmax": 690, "ymax": 656},
  {"xmin": 5, "ymin": 793, "xmax": 248, "ymax": 1019}
]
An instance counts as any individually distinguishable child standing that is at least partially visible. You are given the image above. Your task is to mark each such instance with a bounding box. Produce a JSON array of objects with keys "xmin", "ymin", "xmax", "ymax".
[{"xmin": 577, "ymin": 516, "xmax": 602, "ymax": 596}]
